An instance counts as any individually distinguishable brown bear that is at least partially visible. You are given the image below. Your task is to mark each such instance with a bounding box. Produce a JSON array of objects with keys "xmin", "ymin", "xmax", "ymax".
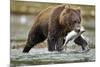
[{"xmin": 23, "ymin": 5, "xmax": 88, "ymax": 53}]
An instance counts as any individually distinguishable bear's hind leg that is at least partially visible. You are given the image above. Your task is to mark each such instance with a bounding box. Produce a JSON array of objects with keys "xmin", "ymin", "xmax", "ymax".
[{"xmin": 23, "ymin": 28, "xmax": 46, "ymax": 53}]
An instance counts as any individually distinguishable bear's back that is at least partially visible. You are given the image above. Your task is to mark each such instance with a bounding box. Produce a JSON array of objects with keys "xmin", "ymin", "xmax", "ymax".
[
  {"xmin": 34, "ymin": 5, "xmax": 65, "ymax": 24},
  {"xmin": 35, "ymin": 6, "xmax": 54, "ymax": 24}
]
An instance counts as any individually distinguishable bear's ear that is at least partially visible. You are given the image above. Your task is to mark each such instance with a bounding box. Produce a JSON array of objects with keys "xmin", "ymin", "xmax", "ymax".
[
  {"xmin": 64, "ymin": 5, "xmax": 71, "ymax": 13},
  {"xmin": 76, "ymin": 7, "xmax": 81, "ymax": 14},
  {"xmin": 65, "ymin": 5, "xmax": 70, "ymax": 10},
  {"xmin": 65, "ymin": 4, "xmax": 71, "ymax": 9}
]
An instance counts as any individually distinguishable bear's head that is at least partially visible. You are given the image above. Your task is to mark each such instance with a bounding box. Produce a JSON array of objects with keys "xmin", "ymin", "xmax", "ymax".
[{"xmin": 59, "ymin": 6, "xmax": 81, "ymax": 32}]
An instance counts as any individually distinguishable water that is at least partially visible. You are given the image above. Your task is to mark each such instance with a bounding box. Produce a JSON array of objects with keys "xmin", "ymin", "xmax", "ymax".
[
  {"xmin": 10, "ymin": 14, "xmax": 95, "ymax": 66},
  {"xmin": 11, "ymin": 48, "xmax": 95, "ymax": 66}
]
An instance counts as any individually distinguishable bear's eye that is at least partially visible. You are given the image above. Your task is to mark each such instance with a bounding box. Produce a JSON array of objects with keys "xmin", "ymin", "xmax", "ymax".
[
  {"xmin": 73, "ymin": 20, "xmax": 77, "ymax": 23},
  {"xmin": 73, "ymin": 20, "xmax": 80, "ymax": 24}
]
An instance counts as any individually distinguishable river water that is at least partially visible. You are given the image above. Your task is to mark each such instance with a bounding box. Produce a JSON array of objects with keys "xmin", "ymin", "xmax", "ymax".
[{"xmin": 11, "ymin": 48, "xmax": 95, "ymax": 66}]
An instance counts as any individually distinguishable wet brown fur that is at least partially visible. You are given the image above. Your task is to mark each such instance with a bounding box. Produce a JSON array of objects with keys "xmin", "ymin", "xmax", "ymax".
[{"xmin": 23, "ymin": 5, "xmax": 81, "ymax": 52}]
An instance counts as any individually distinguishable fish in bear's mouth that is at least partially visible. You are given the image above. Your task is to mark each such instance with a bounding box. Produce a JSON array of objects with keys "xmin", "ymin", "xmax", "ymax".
[{"xmin": 62, "ymin": 26, "xmax": 90, "ymax": 52}]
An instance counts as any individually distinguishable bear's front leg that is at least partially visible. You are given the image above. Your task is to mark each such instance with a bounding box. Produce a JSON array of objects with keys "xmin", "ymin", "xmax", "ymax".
[
  {"xmin": 74, "ymin": 35, "xmax": 90, "ymax": 51},
  {"xmin": 47, "ymin": 33, "xmax": 57, "ymax": 52},
  {"xmin": 47, "ymin": 32, "xmax": 65, "ymax": 52},
  {"xmin": 56, "ymin": 37, "xmax": 65, "ymax": 51}
]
